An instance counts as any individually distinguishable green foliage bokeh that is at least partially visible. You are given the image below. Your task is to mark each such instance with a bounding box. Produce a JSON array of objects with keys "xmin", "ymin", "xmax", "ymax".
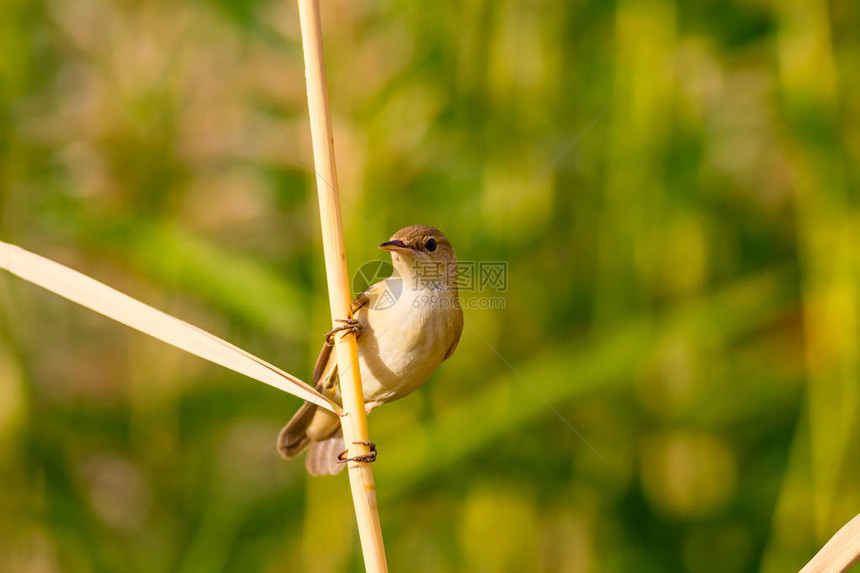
[{"xmin": 0, "ymin": 0, "xmax": 858, "ymax": 572}]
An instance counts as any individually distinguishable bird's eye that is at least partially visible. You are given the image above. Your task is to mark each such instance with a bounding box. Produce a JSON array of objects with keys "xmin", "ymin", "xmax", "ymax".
[{"xmin": 425, "ymin": 237, "xmax": 437, "ymax": 252}]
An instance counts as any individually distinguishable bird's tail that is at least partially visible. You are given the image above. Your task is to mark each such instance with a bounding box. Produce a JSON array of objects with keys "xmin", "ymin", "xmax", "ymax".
[
  {"xmin": 278, "ymin": 402, "xmax": 316, "ymax": 459},
  {"xmin": 278, "ymin": 403, "xmax": 346, "ymax": 476},
  {"xmin": 305, "ymin": 430, "xmax": 346, "ymax": 476}
]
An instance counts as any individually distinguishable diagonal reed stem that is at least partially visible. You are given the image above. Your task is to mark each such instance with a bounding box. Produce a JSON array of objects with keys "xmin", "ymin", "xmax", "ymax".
[
  {"xmin": 0, "ymin": 240, "xmax": 339, "ymax": 412},
  {"xmin": 801, "ymin": 513, "xmax": 860, "ymax": 573},
  {"xmin": 295, "ymin": 1, "xmax": 389, "ymax": 571}
]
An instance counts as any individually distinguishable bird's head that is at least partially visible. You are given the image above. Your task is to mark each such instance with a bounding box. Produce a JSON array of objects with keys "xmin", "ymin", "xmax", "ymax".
[{"xmin": 379, "ymin": 225, "xmax": 456, "ymax": 281}]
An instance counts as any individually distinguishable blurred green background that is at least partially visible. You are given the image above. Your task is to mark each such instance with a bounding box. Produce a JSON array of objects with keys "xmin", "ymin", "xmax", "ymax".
[{"xmin": 1, "ymin": 0, "xmax": 858, "ymax": 571}]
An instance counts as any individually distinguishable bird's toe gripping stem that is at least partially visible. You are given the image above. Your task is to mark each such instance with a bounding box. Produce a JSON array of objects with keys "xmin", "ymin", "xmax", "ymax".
[
  {"xmin": 337, "ymin": 441, "xmax": 377, "ymax": 464},
  {"xmin": 324, "ymin": 318, "xmax": 362, "ymax": 346}
]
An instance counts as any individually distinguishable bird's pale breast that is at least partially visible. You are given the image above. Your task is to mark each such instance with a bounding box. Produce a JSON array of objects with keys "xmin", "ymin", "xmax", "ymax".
[{"xmin": 356, "ymin": 278, "xmax": 459, "ymax": 406}]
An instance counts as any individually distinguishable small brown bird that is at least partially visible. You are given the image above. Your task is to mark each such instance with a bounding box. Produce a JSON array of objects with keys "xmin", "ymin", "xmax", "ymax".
[{"xmin": 278, "ymin": 225, "xmax": 464, "ymax": 475}]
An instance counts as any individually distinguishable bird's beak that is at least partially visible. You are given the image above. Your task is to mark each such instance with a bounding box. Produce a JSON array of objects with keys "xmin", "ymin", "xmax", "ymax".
[{"xmin": 379, "ymin": 239, "xmax": 409, "ymax": 252}]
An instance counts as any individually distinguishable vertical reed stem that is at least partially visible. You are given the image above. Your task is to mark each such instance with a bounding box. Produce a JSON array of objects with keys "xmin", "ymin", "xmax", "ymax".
[{"xmin": 295, "ymin": 1, "xmax": 388, "ymax": 571}]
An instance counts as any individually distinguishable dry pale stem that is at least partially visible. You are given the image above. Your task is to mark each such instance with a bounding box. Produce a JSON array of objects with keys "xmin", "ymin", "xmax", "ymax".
[
  {"xmin": 295, "ymin": 0, "xmax": 389, "ymax": 571},
  {"xmin": 801, "ymin": 514, "xmax": 860, "ymax": 573}
]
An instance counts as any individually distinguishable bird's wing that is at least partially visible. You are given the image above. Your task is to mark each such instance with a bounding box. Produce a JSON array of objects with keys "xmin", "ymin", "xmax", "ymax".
[
  {"xmin": 349, "ymin": 278, "xmax": 385, "ymax": 315},
  {"xmin": 311, "ymin": 280, "xmax": 388, "ymax": 398},
  {"xmin": 443, "ymin": 306, "xmax": 464, "ymax": 360}
]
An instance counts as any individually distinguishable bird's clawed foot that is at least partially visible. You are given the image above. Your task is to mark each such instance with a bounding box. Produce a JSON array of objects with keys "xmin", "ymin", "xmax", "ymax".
[
  {"xmin": 337, "ymin": 441, "xmax": 377, "ymax": 464},
  {"xmin": 324, "ymin": 318, "xmax": 362, "ymax": 346}
]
